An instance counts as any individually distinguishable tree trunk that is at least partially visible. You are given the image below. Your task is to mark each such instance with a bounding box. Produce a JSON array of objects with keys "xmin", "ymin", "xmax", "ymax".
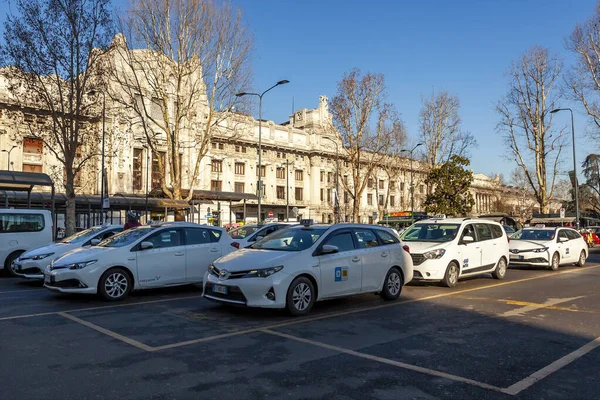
[
  {"xmin": 352, "ymin": 198, "xmax": 360, "ymax": 223},
  {"xmin": 65, "ymin": 179, "xmax": 77, "ymax": 237}
]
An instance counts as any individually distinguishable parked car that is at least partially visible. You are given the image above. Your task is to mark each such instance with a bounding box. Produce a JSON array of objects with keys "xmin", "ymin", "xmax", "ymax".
[
  {"xmin": 509, "ymin": 227, "xmax": 587, "ymax": 270},
  {"xmin": 12, "ymin": 224, "xmax": 123, "ymax": 279},
  {"xmin": 400, "ymin": 215, "xmax": 510, "ymax": 287},
  {"xmin": 0, "ymin": 209, "xmax": 53, "ymax": 276},
  {"xmin": 43, "ymin": 222, "xmax": 236, "ymax": 301},
  {"xmin": 204, "ymin": 221, "xmax": 413, "ymax": 316},
  {"xmin": 228, "ymin": 222, "xmax": 298, "ymax": 248}
]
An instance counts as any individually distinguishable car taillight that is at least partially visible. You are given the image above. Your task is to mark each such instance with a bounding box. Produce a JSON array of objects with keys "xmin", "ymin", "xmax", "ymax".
[
  {"xmin": 507, "ymin": 236, "xmax": 510, "ymax": 243},
  {"xmin": 231, "ymin": 242, "xmax": 240, "ymax": 249},
  {"xmin": 402, "ymin": 245, "xmax": 410, "ymax": 253}
]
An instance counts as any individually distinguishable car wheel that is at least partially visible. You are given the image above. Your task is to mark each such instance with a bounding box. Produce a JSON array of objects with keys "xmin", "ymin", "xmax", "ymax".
[
  {"xmin": 98, "ymin": 268, "xmax": 132, "ymax": 301},
  {"xmin": 576, "ymin": 250, "xmax": 586, "ymax": 267},
  {"xmin": 4, "ymin": 252, "xmax": 23, "ymax": 277},
  {"xmin": 491, "ymin": 257, "xmax": 507, "ymax": 280},
  {"xmin": 442, "ymin": 262, "xmax": 459, "ymax": 288},
  {"xmin": 380, "ymin": 267, "xmax": 403, "ymax": 301},
  {"xmin": 286, "ymin": 276, "xmax": 315, "ymax": 316},
  {"xmin": 550, "ymin": 252, "xmax": 560, "ymax": 271}
]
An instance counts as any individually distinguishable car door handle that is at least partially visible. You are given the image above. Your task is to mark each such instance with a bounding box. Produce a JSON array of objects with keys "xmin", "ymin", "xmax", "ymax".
[
  {"xmin": 210, "ymin": 248, "xmax": 219, "ymax": 252},
  {"xmin": 174, "ymin": 252, "xmax": 185, "ymax": 256},
  {"xmin": 352, "ymin": 257, "xmax": 361, "ymax": 262},
  {"xmin": 381, "ymin": 253, "xmax": 388, "ymax": 257}
]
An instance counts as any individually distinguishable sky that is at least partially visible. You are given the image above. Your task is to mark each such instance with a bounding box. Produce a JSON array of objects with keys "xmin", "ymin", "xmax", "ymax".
[{"xmin": 1, "ymin": 0, "xmax": 598, "ymax": 181}]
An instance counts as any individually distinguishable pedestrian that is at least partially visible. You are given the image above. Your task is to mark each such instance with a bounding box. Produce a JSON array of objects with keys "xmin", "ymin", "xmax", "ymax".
[{"xmin": 124, "ymin": 211, "xmax": 142, "ymax": 230}]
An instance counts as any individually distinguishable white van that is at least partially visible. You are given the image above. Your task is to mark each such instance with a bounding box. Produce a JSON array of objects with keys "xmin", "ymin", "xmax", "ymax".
[
  {"xmin": 400, "ymin": 216, "xmax": 510, "ymax": 287},
  {"xmin": 0, "ymin": 209, "xmax": 53, "ymax": 276}
]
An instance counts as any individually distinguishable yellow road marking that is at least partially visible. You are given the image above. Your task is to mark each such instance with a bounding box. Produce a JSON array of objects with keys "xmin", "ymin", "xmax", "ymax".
[{"xmin": 454, "ymin": 295, "xmax": 599, "ymax": 314}]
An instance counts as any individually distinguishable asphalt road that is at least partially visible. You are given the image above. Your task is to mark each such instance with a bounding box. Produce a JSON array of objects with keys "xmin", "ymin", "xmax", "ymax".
[{"xmin": 1, "ymin": 252, "xmax": 600, "ymax": 400}]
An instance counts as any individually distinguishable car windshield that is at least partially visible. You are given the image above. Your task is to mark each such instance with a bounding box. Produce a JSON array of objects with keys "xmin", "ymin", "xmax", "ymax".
[
  {"xmin": 250, "ymin": 227, "xmax": 327, "ymax": 251},
  {"xmin": 511, "ymin": 229, "xmax": 555, "ymax": 241},
  {"xmin": 61, "ymin": 226, "xmax": 103, "ymax": 244},
  {"xmin": 229, "ymin": 225, "xmax": 259, "ymax": 239},
  {"xmin": 99, "ymin": 226, "xmax": 154, "ymax": 248},
  {"xmin": 401, "ymin": 223, "xmax": 460, "ymax": 242}
]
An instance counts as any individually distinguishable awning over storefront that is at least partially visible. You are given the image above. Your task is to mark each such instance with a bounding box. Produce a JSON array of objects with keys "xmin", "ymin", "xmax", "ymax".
[{"xmin": 530, "ymin": 217, "xmax": 576, "ymax": 224}]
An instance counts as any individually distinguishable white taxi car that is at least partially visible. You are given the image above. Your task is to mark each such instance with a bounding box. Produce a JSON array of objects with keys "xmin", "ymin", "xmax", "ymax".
[
  {"xmin": 13, "ymin": 224, "xmax": 123, "ymax": 279},
  {"xmin": 203, "ymin": 221, "xmax": 413, "ymax": 316},
  {"xmin": 400, "ymin": 216, "xmax": 509, "ymax": 287},
  {"xmin": 509, "ymin": 227, "xmax": 587, "ymax": 270},
  {"xmin": 44, "ymin": 222, "xmax": 236, "ymax": 301},
  {"xmin": 228, "ymin": 222, "xmax": 298, "ymax": 248}
]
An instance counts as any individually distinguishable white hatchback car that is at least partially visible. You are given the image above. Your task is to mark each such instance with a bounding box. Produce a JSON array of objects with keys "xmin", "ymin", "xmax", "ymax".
[
  {"xmin": 400, "ymin": 217, "xmax": 510, "ymax": 287},
  {"xmin": 13, "ymin": 224, "xmax": 123, "ymax": 279},
  {"xmin": 509, "ymin": 227, "xmax": 587, "ymax": 270},
  {"xmin": 44, "ymin": 222, "xmax": 236, "ymax": 301},
  {"xmin": 228, "ymin": 222, "xmax": 298, "ymax": 248},
  {"xmin": 203, "ymin": 222, "xmax": 413, "ymax": 316}
]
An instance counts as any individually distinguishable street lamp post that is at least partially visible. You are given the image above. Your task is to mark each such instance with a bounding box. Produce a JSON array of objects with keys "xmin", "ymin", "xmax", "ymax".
[
  {"xmin": 550, "ymin": 108, "xmax": 579, "ymax": 229},
  {"xmin": 88, "ymin": 90, "xmax": 106, "ymax": 223},
  {"xmin": 236, "ymin": 80, "xmax": 289, "ymax": 223},
  {"xmin": 401, "ymin": 143, "xmax": 423, "ymax": 223},
  {"xmin": 323, "ymin": 136, "xmax": 340, "ymax": 223},
  {"xmin": 2, "ymin": 145, "xmax": 17, "ymax": 170}
]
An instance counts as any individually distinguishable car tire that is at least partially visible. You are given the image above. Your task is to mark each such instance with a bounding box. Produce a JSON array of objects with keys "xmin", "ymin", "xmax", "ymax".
[
  {"xmin": 550, "ymin": 252, "xmax": 560, "ymax": 271},
  {"xmin": 442, "ymin": 261, "xmax": 459, "ymax": 288},
  {"xmin": 98, "ymin": 268, "xmax": 132, "ymax": 301},
  {"xmin": 576, "ymin": 250, "xmax": 586, "ymax": 267},
  {"xmin": 286, "ymin": 276, "xmax": 315, "ymax": 316},
  {"xmin": 491, "ymin": 257, "xmax": 507, "ymax": 280},
  {"xmin": 380, "ymin": 267, "xmax": 403, "ymax": 301},
  {"xmin": 4, "ymin": 252, "xmax": 23, "ymax": 277}
]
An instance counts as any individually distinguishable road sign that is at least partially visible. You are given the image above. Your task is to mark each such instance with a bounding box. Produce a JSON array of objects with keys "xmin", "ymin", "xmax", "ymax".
[
  {"xmin": 292, "ymin": 207, "xmax": 299, "ymax": 217},
  {"xmin": 102, "ymin": 198, "xmax": 110, "ymax": 209},
  {"xmin": 560, "ymin": 208, "xmax": 565, "ymax": 219},
  {"xmin": 268, "ymin": 211, "xmax": 273, "ymax": 218}
]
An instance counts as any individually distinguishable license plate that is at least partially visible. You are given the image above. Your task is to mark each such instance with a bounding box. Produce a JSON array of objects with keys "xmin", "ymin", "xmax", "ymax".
[
  {"xmin": 44, "ymin": 274, "xmax": 51, "ymax": 284},
  {"xmin": 510, "ymin": 255, "xmax": 524, "ymax": 260},
  {"xmin": 212, "ymin": 284, "xmax": 228, "ymax": 294}
]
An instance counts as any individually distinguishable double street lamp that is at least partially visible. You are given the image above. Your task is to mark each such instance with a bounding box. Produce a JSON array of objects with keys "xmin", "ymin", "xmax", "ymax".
[
  {"xmin": 236, "ymin": 80, "xmax": 289, "ymax": 223},
  {"xmin": 550, "ymin": 108, "xmax": 579, "ymax": 229},
  {"xmin": 2, "ymin": 145, "xmax": 17, "ymax": 170},
  {"xmin": 400, "ymin": 143, "xmax": 423, "ymax": 222}
]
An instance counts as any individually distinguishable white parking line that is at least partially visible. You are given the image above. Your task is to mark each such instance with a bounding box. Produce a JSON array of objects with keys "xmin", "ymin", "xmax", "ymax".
[
  {"xmin": 261, "ymin": 329, "xmax": 506, "ymax": 393},
  {"xmin": 59, "ymin": 312, "xmax": 155, "ymax": 352},
  {"xmin": 502, "ymin": 335, "xmax": 600, "ymax": 395}
]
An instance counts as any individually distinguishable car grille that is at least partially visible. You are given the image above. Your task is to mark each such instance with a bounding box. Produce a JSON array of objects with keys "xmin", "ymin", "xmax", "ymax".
[
  {"xmin": 512, "ymin": 257, "xmax": 548, "ymax": 264},
  {"xmin": 209, "ymin": 265, "xmax": 248, "ymax": 280},
  {"xmin": 46, "ymin": 279, "xmax": 87, "ymax": 289},
  {"xmin": 411, "ymin": 254, "xmax": 425, "ymax": 266},
  {"xmin": 20, "ymin": 267, "xmax": 43, "ymax": 274},
  {"xmin": 205, "ymin": 282, "xmax": 247, "ymax": 303}
]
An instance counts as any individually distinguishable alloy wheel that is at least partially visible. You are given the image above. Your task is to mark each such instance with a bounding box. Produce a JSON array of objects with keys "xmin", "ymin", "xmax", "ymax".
[
  {"xmin": 292, "ymin": 282, "xmax": 311, "ymax": 311},
  {"xmin": 387, "ymin": 272, "xmax": 401, "ymax": 296},
  {"xmin": 497, "ymin": 259, "xmax": 507, "ymax": 277},
  {"xmin": 448, "ymin": 265, "xmax": 458, "ymax": 285},
  {"xmin": 105, "ymin": 272, "xmax": 128, "ymax": 299}
]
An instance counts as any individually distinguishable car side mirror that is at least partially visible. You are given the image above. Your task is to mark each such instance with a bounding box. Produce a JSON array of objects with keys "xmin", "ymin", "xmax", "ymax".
[
  {"xmin": 320, "ymin": 244, "xmax": 339, "ymax": 255},
  {"xmin": 140, "ymin": 241, "xmax": 154, "ymax": 250},
  {"xmin": 90, "ymin": 239, "xmax": 101, "ymax": 246},
  {"xmin": 461, "ymin": 235, "xmax": 474, "ymax": 244},
  {"xmin": 559, "ymin": 237, "xmax": 569, "ymax": 243}
]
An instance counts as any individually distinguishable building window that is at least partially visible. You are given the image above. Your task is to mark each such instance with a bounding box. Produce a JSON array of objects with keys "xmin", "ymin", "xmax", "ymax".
[
  {"xmin": 277, "ymin": 152, "xmax": 281, "ymax": 158},
  {"xmin": 211, "ymin": 159, "xmax": 222, "ymax": 173},
  {"xmin": 420, "ymin": 185, "xmax": 425, "ymax": 194},
  {"xmin": 212, "ymin": 142, "xmax": 216, "ymax": 149},
  {"xmin": 327, "ymin": 188, "xmax": 332, "ymax": 203},
  {"xmin": 368, "ymin": 178, "xmax": 374, "ymax": 189},
  {"xmin": 211, "ymin": 180, "xmax": 222, "ymax": 191},
  {"xmin": 234, "ymin": 162, "xmax": 245, "ymax": 175},
  {"xmin": 295, "ymin": 170, "xmax": 303, "ymax": 181},
  {"xmin": 295, "ymin": 187, "xmax": 303, "ymax": 201},
  {"xmin": 22, "ymin": 138, "xmax": 43, "ymax": 173},
  {"xmin": 400, "ymin": 182, "xmax": 405, "ymax": 191},
  {"xmin": 133, "ymin": 148, "xmax": 143, "ymax": 190},
  {"xmin": 379, "ymin": 180, "xmax": 384, "ymax": 189},
  {"xmin": 152, "ymin": 151, "xmax": 165, "ymax": 189},
  {"xmin": 242, "ymin": 146, "xmax": 246, "ymax": 153},
  {"xmin": 344, "ymin": 175, "xmax": 348, "ymax": 184},
  {"xmin": 367, "ymin": 193, "xmax": 373, "ymax": 205},
  {"xmin": 276, "ymin": 167, "xmax": 285, "ymax": 179},
  {"xmin": 219, "ymin": 143, "xmax": 224, "ymax": 150},
  {"xmin": 234, "ymin": 182, "xmax": 245, "ymax": 193},
  {"xmin": 379, "ymin": 195, "xmax": 384, "ymax": 206},
  {"xmin": 320, "ymin": 170, "xmax": 325, "ymax": 182},
  {"xmin": 256, "ymin": 165, "xmax": 266, "ymax": 177},
  {"xmin": 344, "ymin": 191, "xmax": 349, "ymax": 204},
  {"xmin": 390, "ymin": 196, "xmax": 395, "ymax": 207},
  {"xmin": 24, "ymin": 164, "xmax": 42, "ymax": 173},
  {"xmin": 328, "ymin": 172, "xmax": 333, "ymax": 184},
  {"xmin": 276, "ymin": 186, "xmax": 285, "ymax": 199},
  {"xmin": 320, "ymin": 188, "xmax": 324, "ymax": 202},
  {"xmin": 390, "ymin": 181, "xmax": 396, "ymax": 190}
]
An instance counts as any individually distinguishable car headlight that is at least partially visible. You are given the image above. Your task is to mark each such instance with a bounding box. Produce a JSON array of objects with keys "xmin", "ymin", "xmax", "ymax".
[
  {"xmin": 532, "ymin": 247, "xmax": 549, "ymax": 253},
  {"xmin": 67, "ymin": 260, "xmax": 98, "ymax": 270},
  {"xmin": 243, "ymin": 266, "xmax": 284, "ymax": 278},
  {"xmin": 208, "ymin": 264, "xmax": 218, "ymax": 276},
  {"xmin": 32, "ymin": 253, "xmax": 55, "ymax": 260},
  {"xmin": 423, "ymin": 249, "xmax": 446, "ymax": 260}
]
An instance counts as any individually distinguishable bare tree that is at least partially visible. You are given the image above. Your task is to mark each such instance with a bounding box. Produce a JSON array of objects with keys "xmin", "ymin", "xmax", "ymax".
[
  {"xmin": 0, "ymin": 0, "xmax": 114, "ymax": 235},
  {"xmin": 509, "ymin": 167, "xmax": 537, "ymax": 223},
  {"xmin": 375, "ymin": 122, "xmax": 408, "ymax": 217},
  {"xmin": 108, "ymin": 0, "xmax": 252, "ymax": 201},
  {"xmin": 566, "ymin": 5, "xmax": 600, "ymax": 132},
  {"xmin": 419, "ymin": 90, "xmax": 477, "ymax": 168},
  {"xmin": 329, "ymin": 68, "xmax": 402, "ymax": 222},
  {"xmin": 496, "ymin": 46, "xmax": 566, "ymax": 214}
]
